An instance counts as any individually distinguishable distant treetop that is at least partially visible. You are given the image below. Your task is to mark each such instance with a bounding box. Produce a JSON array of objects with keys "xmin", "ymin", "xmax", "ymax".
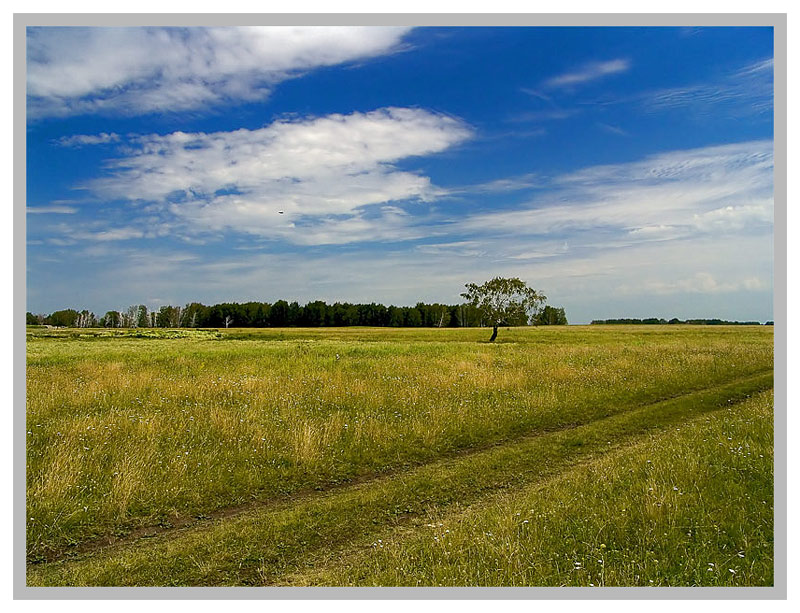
[{"xmin": 590, "ymin": 318, "xmax": 768, "ymax": 325}]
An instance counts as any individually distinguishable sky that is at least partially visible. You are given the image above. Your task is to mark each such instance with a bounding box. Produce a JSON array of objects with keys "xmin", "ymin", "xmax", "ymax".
[{"xmin": 25, "ymin": 26, "xmax": 775, "ymax": 324}]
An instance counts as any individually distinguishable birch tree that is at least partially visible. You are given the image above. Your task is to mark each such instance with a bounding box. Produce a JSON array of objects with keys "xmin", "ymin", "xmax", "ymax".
[{"xmin": 460, "ymin": 277, "xmax": 546, "ymax": 342}]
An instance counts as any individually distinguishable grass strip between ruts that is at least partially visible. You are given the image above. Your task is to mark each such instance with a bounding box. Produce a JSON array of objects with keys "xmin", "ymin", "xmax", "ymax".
[{"xmin": 289, "ymin": 388, "xmax": 773, "ymax": 587}]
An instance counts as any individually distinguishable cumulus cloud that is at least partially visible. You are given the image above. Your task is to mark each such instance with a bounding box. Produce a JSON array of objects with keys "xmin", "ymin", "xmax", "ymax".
[
  {"xmin": 543, "ymin": 59, "xmax": 630, "ymax": 89},
  {"xmin": 82, "ymin": 107, "xmax": 471, "ymax": 243},
  {"xmin": 27, "ymin": 26, "xmax": 413, "ymax": 117}
]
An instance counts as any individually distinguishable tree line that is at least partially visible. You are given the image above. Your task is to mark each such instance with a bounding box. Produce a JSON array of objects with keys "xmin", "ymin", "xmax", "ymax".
[
  {"xmin": 590, "ymin": 317, "xmax": 772, "ymax": 325},
  {"xmin": 27, "ymin": 300, "xmax": 568, "ymax": 329}
]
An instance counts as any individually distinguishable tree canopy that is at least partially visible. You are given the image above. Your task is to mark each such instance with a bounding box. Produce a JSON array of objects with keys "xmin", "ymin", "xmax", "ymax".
[
  {"xmin": 31, "ymin": 300, "xmax": 489, "ymax": 330},
  {"xmin": 533, "ymin": 305, "xmax": 568, "ymax": 326},
  {"xmin": 461, "ymin": 277, "xmax": 546, "ymax": 341}
]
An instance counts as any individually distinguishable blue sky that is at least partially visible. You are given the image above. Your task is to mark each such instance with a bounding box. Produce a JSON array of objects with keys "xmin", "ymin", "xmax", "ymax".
[{"xmin": 26, "ymin": 26, "xmax": 774, "ymax": 323}]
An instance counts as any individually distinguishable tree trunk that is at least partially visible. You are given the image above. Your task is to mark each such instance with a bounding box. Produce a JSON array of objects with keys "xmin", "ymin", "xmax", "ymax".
[{"xmin": 489, "ymin": 325, "xmax": 498, "ymax": 342}]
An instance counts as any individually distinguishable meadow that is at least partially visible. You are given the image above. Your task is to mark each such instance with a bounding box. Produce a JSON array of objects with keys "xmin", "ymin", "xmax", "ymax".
[{"xmin": 25, "ymin": 325, "xmax": 774, "ymax": 587}]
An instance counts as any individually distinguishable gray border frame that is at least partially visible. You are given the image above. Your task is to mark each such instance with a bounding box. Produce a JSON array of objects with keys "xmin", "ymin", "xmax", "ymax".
[{"xmin": 14, "ymin": 12, "xmax": 787, "ymax": 600}]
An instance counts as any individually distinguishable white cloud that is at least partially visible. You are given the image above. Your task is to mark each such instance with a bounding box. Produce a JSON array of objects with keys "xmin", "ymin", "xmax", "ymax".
[
  {"xmin": 33, "ymin": 135, "xmax": 773, "ymax": 322},
  {"xmin": 80, "ymin": 107, "xmax": 471, "ymax": 243},
  {"xmin": 691, "ymin": 201, "xmax": 774, "ymax": 233},
  {"xmin": 42, "ymin": 218, "xmax": 175, "ymax": 244},
  {"xmin": 455, "ymin": 140, "xmax": 773, "ymax": 240},
  {"xmin": 56, "ymin": 132, "xmax": 120, "ymax": 147},
  {"xmin": 543, "ymin": 59, "xmax": 630, "ymax": 89},
  {"xmin": 27, "ymin": 26, "xmax": 412, "ymax": 117},
  {"xmin": 642, "ymin": 57, "xmax": 773, "ymax": 117},
  {"xmin": 639, "ymin": 272, "xmax": 767, "ymax": 296},
  {"xmin": 508, "ymin": 109, "xmax": 580, "ymax": 123},
  {"xmin": 626, "ymin": 224, "xmax": 682, "ymax": 239},
  {"xmin": 596, "ymin": 122, "xmax": 628, "ymax": 136},
  {"xmin": 415, "ymin": 241, "xmax": 487, "ymax": 257},
  {"xmin": 444, "ymin": 173, "xmax": 540, "ymax": 195},
  {"xmin": 738, "ymin": 58, "xmax": 773, "ymax": 74},
  {"xmin": 32, "ymin": 228, "xmax": 771, "ymax": 322},
  {"xmin": 70, "ymin": 228, "xmax": 148, "ymax": 242},
  {"xmin": 507, "ymin": 241, "xmax": 570, "ymax": 260},
  {"xmin": 26, "ymin": 205, "xmax": 77, "ymax": 214},
  {"xmin": 66, "ymin": 136, "xmax": 771, "ymax": 255}
]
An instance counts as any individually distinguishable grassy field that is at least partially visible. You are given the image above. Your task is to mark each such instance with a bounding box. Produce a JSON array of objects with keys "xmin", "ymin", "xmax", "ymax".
[{"xmin": 25, "ymin": 325, "xmax": 774, "ymax": 587}]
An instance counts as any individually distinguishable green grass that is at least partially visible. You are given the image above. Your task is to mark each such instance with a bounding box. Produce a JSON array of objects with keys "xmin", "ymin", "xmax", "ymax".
[
  {"xmin": 296, "ymin": 389, "xmax": 774, "ymax": 587},
  {"xmin": 27, "ymin": 374, "xmax": 772, "ymax": 586},
  {"xmin": 25, "ymin": 325, "xmax": 774, "ymax": 585}
]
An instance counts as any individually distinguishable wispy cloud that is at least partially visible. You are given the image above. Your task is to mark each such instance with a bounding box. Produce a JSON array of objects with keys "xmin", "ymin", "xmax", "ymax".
[
  {"xmin": 56, "ymin": 132, "xmax": 120, "ymax": 147},
  {"xmin": 507, "ymin": 109, "xmax": 580, "ymax": 123},
  {"xmin": 43, "ymin": 219, "xmax": 174, "ymax": 243},
  {"xmin": 67, "ymin": 227, "xmax": 148, "ymax": 242},
  {"xmin": 444, "ymin": 173, "xmax": 540, "ymax": 196},
  {"xmin": 519, "ymin": 87, "xmax": 553, "ymax": 102},
  {"xmin": 26, "ymin": 205, "xmax": 77, "ymax": 214},
  {"xmin": 642, "ymin": 57, "xmax": 773, "ymax": 117},
  {"xmin": 454, "ymin": 140, "xmax": 773, "ymax": 242},
  {"xmin": 415, "ymin": 241, "xmax": 487, "ymax": 257},
  {"xmin": 27, "ymin": 26, "xmax": 413, "ymax": 118},
  {"xmin": 543, "ymin": 58, "xmax": 630, "ymax": 89},
  {"xmin": 678, "ymin": 27, "xmax": 705, "ymax": 38},
  {"xmin": 507, "ymin": 241, "xmax": 570, "ymax": 260},
  {"xmin": 596, "ymin": 122, "xmax": 628, "ymax": 136},
  {"xmin": 737, "ymin": 58, "xmax": 773, "ymax": 76},
  {"xmin": 633, "ymin": 271, "xmax": 766, "ymax": 296}
]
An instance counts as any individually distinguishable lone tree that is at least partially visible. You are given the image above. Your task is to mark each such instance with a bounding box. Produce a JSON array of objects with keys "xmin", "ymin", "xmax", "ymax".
[{"xmin": 461, "ymin": 277, "xmax": 546, "ymax": 342}]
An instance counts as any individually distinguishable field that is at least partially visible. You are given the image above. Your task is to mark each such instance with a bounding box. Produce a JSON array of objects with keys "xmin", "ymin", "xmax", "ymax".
[{"xmin": 25, "ymin": 325, "xmax": 774, "ymax": 587}]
